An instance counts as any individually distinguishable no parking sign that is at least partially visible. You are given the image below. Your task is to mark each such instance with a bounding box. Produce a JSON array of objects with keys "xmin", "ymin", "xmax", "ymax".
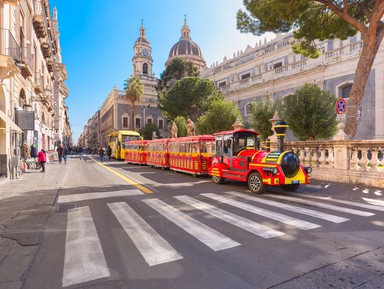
[{"xmin": 336, "ymin": 98, "xmax": 347, "ymax": 114}]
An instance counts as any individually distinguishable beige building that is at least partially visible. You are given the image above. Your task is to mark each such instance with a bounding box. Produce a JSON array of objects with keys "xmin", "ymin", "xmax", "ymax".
[
  {"xmin": 202, "ymin": 32, "xmax": 384, "ymax": 140},
  {"xmin": 0, "ymin": 0, "xmax": 71, "ymax": 179}
]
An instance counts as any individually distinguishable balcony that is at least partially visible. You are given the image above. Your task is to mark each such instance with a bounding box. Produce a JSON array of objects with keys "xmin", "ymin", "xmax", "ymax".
[
  {"xmin": 41, "ymin": 41, "xmax": 51, "ymax": 59},
  {"xmin": 0, "ymin": 29, "xmax": 20, "ymax": 79},
  {"xmin": 32, "ymin": 1, "xmax": 47, "ymax": 39}
]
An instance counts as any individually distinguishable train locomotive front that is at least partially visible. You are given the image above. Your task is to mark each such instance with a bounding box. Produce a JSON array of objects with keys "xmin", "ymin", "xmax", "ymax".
[{"xmin": 208, "ymin": 121, "xmax": 311, "ymax": 194}]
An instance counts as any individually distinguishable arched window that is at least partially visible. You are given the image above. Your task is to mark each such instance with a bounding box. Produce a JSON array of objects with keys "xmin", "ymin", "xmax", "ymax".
[
  {"xmin": 245, "ymin": 102, "xmax": 254, "ymax": 116},
  {"xmin": 341, "ymin": 84, "xmax": 352, "ymax": 99},
  {"xmin": 143, "ymin": 63, "xmax": 148, "ymax": 75}
]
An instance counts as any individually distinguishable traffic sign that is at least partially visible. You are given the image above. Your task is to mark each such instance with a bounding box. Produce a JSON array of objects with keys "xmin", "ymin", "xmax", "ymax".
[{"xmin": 336, "ymin": 98, "xmax": 347, "ymax": 114}]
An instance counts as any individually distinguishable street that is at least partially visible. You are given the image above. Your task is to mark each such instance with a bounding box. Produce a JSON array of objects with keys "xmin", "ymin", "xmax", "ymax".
[{"xmin": 2, "ymin": 154, "xmax": 384, "ymax": 289}]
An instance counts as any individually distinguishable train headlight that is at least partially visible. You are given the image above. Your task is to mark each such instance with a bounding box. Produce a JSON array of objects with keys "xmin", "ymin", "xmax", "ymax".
[
  {"xmin": 263, "ymin": 167, "xmax": 278, "ymax": 175},
  {"xmin": 305, "ymin": 166, "xmax": 312, "ymax": 175}
]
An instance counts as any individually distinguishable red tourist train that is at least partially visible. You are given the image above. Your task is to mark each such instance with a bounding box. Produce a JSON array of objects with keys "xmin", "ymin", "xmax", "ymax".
[{"xmin": 124, "ymin": 121, "xmax": 311, "ymax": 193}]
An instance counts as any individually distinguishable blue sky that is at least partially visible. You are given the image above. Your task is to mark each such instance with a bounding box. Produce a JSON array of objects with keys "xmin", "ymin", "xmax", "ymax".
[{"xmin": 49, "ymin": 0, "xmax": 274, "ymax": 143}]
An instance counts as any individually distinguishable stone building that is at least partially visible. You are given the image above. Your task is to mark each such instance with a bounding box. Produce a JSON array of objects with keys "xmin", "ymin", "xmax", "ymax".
[
  {"xmin": 201, "ymin": 32, "xmax": 384, "ymax": 140},
  {"xmin": 0, "ymin": 0, "xmax": 71, "ymax": 179},
  {"xmin": 82, "ymin": 19, "xmax": 207, "ymax": 145}
]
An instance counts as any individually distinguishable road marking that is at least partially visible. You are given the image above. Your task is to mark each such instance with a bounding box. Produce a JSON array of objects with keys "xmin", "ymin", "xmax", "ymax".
[
  {"xmin": 94, "ymin": 160, "xmax": 153, "ymax": 194},
  {"xmin": 202, "ymin": 193, "xmax": 320, "ymax": 230},
  {"xmin": 108, "ymin": 202, "xmax": 183, "ymax": 266},
  {"xmin": 286, "ymin": 193, "xmax": 384, "ymax": 212},
  {"xmin": 62, "ymin": 206, "xmax": 110, "ymax": 288},
  {"xmin": 58, "ymin": 189, "xmax": 143, "ymax": 203},
  {"xmin": 264, "ymin": 194, "xmax": 375, "ymax": 217},
  {"xmin": 174, "ymin": 195, "xmax": 284, "ymax": 239},
  {"xmin": 226, "ymin": 192, "xmax": 349, "ymax": 223},
  {"xmin": 143, "ymin": 199, "xmax": 240, "ymax": 251}
]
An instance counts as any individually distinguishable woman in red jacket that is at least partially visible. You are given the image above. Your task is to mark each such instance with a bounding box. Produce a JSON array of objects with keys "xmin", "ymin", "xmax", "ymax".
[{"xmin": 37, "ymin": 149, "xmax": 47, "ymax": 173}]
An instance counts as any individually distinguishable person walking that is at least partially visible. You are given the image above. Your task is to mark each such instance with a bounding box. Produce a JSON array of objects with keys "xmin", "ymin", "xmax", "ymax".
[
  {"xmin": 79, "ymin": 146, "xmax": 83, "ymax": 160},
  {"xmin": 99, "ymin": 146, "xmax": 105, "ymax": 162},
  {"xmin": 57, "ymin": 144, "xmax": 64, "ymax": 163},
  {"xmin": 30, "ymin": 144, "xmax": 37, "ymax": 158},
  {"xmin": 63, "ymin": 146, "xmax": 69, "ymax": 164},
  {"xmin": 107, "ymin": 145, "xmax": 112, "ymax": 160},
  {"xmin": 37, "ymin": 149, "xmax": 47, "ymax": 173}
]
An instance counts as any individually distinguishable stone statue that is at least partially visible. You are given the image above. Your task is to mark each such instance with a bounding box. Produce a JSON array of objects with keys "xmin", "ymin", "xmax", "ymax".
[
  {"xmin": 232, "ymin": 116, "xmax": 244, "ymax": 130},
  {"xmin": 187, "ymin": 118, "xmax": 195, "ymax": 136},
  {"xmin": 171, "ymin": 122, "xmax": 178, "ymax": 138},
  {"xmin": 268, "ymin": 110, "xmax": 283, "ymax": 143}
]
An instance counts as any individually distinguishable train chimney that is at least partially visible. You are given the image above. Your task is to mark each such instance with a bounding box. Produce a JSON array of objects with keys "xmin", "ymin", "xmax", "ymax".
[{"xmin": 273, "ymin": 121, "xmax": 288, "ymax": 152}]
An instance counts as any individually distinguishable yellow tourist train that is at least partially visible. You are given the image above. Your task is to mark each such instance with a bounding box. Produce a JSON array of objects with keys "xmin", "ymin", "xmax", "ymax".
[{"xmin": 108, "ymin": 130, "xmax": 141, "ymax": 160}]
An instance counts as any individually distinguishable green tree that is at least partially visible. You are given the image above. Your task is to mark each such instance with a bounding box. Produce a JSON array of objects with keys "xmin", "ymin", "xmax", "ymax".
[
  {"xmin": 249, "ymin": 97, "xmax": 281, "ymax": 141},
  {"xmin": 157, "ymin": 57, "xmax": 199, "ymax": 91},
  {"xmin": 280, "ymin": 83, "xmax": 337, "ymax": 141},
  {"xmin": 123, "ymin": 75, "xmax": 144, "ymax": 131},
  {"xmin": 172, "ymin": 116, "xmax": 188, "ymax": 137},
  {"xmin": 237, "ymin": 0, "xmax": 384, "ymax": 139},
  {"xmin": 158, "ymin": 77, "xmax": 223, "ymax": 121},
  {"xmin": 138, "ymin": 123, "xmax": 160, "ymax": 140},
  {"xmin": 196, "ymin": 99, "xmax": 241, "ymax": 135}
]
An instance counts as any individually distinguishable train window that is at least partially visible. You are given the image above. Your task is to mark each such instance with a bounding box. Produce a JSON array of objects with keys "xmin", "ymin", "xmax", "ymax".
[
  {"xmin": 223, "ymin": 135, "xmax": 232, "ymax": 155},
  {"xmin": 202, "ymin": 141, "xmax": 215, "ymax": 154},
  {"xmin": 215, "ymin": 137, "xmax": 223, "ymax": 154}
]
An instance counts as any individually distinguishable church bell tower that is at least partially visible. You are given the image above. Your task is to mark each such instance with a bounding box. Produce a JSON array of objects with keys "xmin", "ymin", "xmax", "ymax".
[{"xmin": 133, "ymin": 21, "xmax": 153, "ymax": 77}]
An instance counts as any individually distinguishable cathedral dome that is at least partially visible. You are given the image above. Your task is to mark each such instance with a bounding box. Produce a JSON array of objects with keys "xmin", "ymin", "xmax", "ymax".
[{"xmin": 166, "ymin": 18, "xmax": 206, "ymax": 71}]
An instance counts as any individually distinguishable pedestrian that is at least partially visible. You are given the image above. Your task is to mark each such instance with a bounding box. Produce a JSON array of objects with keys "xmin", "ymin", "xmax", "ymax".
[
  {"xmin": 22, "ymin": 143, "xmax": 31, "ymax": 159},
  {"xmin": 37, "ymin": 149, "xmax": 47, "ymax": 173},
  {"xmin": 57, "ymin": 144, "xmax": 64, "ymax": 163},
  {"xmin": 107, "ymin": 145, "xmax": 112, "ymax": 160},
  {"xmin": 63, "ymin": 146, "xmax": 69, "ymax": 164},
  {"xmin": 99, "ymin": 146, "xmax": 105, "ymax": 162},
  {"xmin": 79, "ymin": 146, "xmax": 83, "ymax": 160},
  {"xmin": 30, "ymin": 144, "xmax": 37, "ymax": 158}
]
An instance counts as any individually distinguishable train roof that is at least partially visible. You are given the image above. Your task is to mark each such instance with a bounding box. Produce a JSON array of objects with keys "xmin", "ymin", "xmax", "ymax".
[
  {"xmin": 168, "ymin": 135, "xmax": 215, "ymax": 142},
  {"xmin": 214, "ymin": 129, "xmax": 260, "ymax": 136}
]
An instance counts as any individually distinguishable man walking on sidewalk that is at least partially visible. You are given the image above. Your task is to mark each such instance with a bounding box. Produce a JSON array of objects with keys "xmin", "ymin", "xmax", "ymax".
[{"xmin": 37, "ymin": 149, "xmax": 47, "ymax": 173}]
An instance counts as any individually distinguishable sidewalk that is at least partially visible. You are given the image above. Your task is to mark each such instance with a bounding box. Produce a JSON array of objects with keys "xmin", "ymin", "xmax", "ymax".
[{"xmin": 0, "ymin": 160, "xmax": 67, "ymax": 289}]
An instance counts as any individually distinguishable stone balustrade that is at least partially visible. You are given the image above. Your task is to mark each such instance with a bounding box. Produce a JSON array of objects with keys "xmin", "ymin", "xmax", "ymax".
[{"xmin": 276, "ymin": 139, "xmax": 384, "ymax": 187}]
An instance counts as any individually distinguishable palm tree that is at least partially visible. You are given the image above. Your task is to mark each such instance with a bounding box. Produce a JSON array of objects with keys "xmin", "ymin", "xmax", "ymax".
[{"xmin": 123, "ymin": 75, "xmax": 144, "ymax": 131}]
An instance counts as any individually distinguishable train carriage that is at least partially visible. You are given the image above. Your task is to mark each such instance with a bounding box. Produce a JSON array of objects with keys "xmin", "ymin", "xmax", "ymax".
[
  {"xmin": 168, "ymin": 135, "xmax": 215, "ymax": 176},
  {"xmin": 209, "ymin": 121, "xmax": 311, "ymax": 194},
  {"xmin": 124, "ymin": 140, "xmax": 148, "ymax": 165},
  {"xmin": 146, "ymin": 138, "xmax": 170, "ymax": 169}
]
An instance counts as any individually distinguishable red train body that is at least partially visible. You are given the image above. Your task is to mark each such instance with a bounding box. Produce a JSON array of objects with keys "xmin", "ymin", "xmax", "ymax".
[{"xmin": 124, "ymin": 126, "xmax": 311, "ymax": 193}]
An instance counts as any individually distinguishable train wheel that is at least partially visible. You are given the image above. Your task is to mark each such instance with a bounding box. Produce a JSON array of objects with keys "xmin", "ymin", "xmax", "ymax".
[
  {"xmin": 282, "ymin": 184, "xmax": 300, "ymax": 192},
  {"xmin": 248, "ymin": 172, "xmax": 265, "ymax": 194},
  {"xmin": 212, "ymin": 175, "xmax": 225, "ymax": 184}
]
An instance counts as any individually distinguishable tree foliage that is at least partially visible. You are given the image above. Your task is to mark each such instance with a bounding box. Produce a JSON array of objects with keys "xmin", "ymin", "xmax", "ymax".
[
  {"xmin": 123, "ymin": 75, "xmax": 144, "ymax": 130},
  {"xmin": 157, "ymin": 57, "xmax": 199, "ymax": 91},
  {"xmin": 158, "ymin": 77, "xmax": 223, "ymax": 121},
  {"xmin": 237, "ymin": 0, "xmax": 384, "ymax": 138},
  {"xmin": 280, "ymin": 83, "xmax": 337, "ymax": 141},
  {"xmin": 138, "ymin": 123, "xmax": 160, "ymax": 140},
  {"xmin": 171, "ymin": 116, "xmax": 188, "ymax": 137},
  {"xmin": 196, "ymin": 100, "xmax": 241, "ymax": 135},
  {"xmin": 249, "ymin": 97, "xmax": 281, "ymax": 141}
]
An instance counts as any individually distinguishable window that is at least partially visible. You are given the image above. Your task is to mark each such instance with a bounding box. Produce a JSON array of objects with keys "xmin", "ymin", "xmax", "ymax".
[
  {"xmin": 122, "ymin": 116, "xmax": 129, "ymax": 128},
  {"xmin": 147, "ymin": 118, "xmax": 153, "ymax": 125},
  {"xmin": 241, "ymin": 73, "xmax": 251, "ymax": 80},
  {"xmin": 135, "ymin": 118, "xmax": 141, "ymax": 129},
  {"xmin": 158, "ymin": 119, "xmax": 163, "ymax": 129},
  {"xmin": 218, "ymin": 81, "xmax": 227, "ymax": 87},
  {"xmin": 143, "ymin": 63, "xmax": 148, "ymax": 75},
  {"xmin": 245, "ymin": 103, "xmax": 253, "ymax": 116},
  {"xmin": 341, "ymin": 84, "xmax": 352, "ymax": 99}
]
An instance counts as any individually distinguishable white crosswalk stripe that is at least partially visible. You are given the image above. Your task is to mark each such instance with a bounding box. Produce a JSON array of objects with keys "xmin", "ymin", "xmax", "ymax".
[
  {"xmin": 108, "ymin": 202, "xmax": 183, "ymax": 266},
  {"xmin": 61, "ymin": 190, "xmax": 381, "ymax": 286},
  {"xmin": 225, "ymin": 191, "xmax": 349, "ymax": 223},
  {"xmin": 201, "ymin": 193, "xmax": 320, "ymax": 230},
  {"xmin": 143, "ymin": 198, "xmax": 241, "ymax": 251},
  {"xmin": 263, "ymin": 194, "xmax": 375, "ymax": 217},
  {"xmin": 174, "ymin": 195, "xmax": 284, "ymax": 238},
  {"xmin": 62, "ymin": 206, "xmax": 110, "ymax": 288},
  {"xmin": 58, "ymin": 189, "xmax": 143, "ymax": 203}
]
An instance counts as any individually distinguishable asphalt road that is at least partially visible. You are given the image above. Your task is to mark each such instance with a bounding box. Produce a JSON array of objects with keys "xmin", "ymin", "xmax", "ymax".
[{"xmin": 22, "ymin": 154, "xmax": 384, "ymax": 289}]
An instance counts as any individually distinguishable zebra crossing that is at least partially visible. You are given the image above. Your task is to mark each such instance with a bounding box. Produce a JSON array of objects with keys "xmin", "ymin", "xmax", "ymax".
[{"xmin": 59, "ymin": 191, "xmax": 383, "ymax": 287}]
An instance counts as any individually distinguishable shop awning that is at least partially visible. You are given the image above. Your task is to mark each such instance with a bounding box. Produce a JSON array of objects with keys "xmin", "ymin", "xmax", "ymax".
[{"xmin": 0, "ymin": 109, "xmax": 23, "ymax": 132}]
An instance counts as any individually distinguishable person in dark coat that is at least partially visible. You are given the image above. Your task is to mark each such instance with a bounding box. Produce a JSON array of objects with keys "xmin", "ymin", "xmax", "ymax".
[
  {"xmin": 57, "ymin": 144, "xmax": 64, "ymax": 163},
  {"xmin": 107, "ymin": 146, "xmax": 112, "ymax": 160},
  {"xmin": 30, "ymin": 144, "xmax": 37, "ymax": 158}
]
